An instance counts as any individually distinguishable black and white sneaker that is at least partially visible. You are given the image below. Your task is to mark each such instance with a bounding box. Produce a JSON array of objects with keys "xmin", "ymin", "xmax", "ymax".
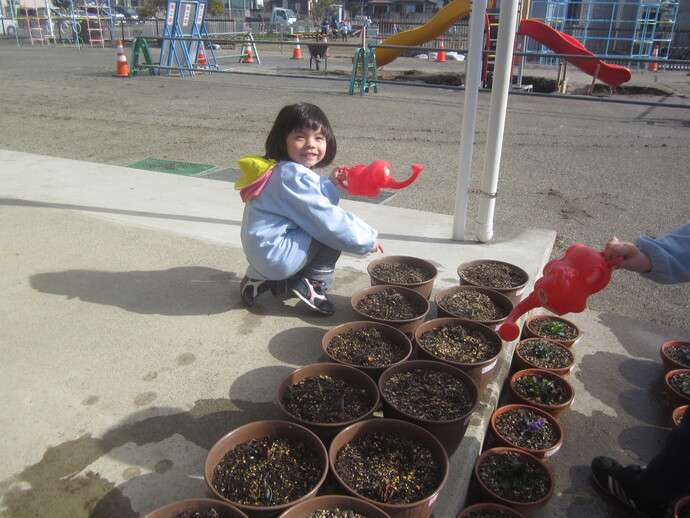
[
  {"xmin": 591, "ymin": 456, "xmax": 668, "ymax": 518},
  {"xmin": 291, "ymin": 277, "xmax": 336, "ymax": 315},
  {"xmin": 240, "ymin": 277, "xmax": 272, "ymax": 306}
]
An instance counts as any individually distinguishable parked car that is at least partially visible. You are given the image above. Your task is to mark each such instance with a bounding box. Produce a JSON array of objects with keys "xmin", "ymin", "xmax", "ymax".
[
  {"xmin": 0, "ymin": 14, "xmax": 17, "ymax": 37},
  {"xmin": 112, "ymin": 5, "xmax": 138, "ymax": 20}
]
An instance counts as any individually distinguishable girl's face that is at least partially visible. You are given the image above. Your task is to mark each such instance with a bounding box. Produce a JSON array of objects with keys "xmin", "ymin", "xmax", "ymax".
[{"xmin": 286, "ymin": 126, "xmax": 327, "ymax": 169}]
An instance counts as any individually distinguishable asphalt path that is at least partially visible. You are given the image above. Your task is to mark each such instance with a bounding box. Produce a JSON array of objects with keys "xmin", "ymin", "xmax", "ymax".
[{"xmin": 0, "ymin": 41, "xmax": 688, "ymax": 328}]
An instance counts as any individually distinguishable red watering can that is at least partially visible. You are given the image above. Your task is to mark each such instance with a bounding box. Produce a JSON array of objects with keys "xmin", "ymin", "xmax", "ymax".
[
  {"xmin": 497, "ymin": 244, "xmax": 622, "ymax": 342},
  {"xmin": 338, "ymin": 160, "xmax": 424, "ymax": 197}
]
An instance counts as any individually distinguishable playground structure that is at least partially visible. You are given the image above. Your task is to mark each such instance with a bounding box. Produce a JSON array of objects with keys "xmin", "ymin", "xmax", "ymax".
[{"xmin": 373, "ymin": 0, "xmax": 679, "ymax": 87}]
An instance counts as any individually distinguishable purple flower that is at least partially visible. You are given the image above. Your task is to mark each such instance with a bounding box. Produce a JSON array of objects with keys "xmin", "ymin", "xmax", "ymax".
[{"xmin": 521, "ymin": 417, "xmax": 546, "ymax": 436}]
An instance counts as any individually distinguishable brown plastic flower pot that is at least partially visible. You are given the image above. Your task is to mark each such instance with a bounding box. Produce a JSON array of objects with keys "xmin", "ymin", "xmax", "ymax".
[
  {"xmin": 664, "ymin": 369, "xmax": 690, "ymax": 409},
  {"xmin": 276, "ymin": 362, "xmax": 381, "ymax": 445},
  {"xmin": 351, "ymin": 285, "xmax": 431, "ymax": 338},
  {"xmin": 322, "ymin": 320, "xmax": 413, "ymax": 382},
  {"xmin": 277, "ymin": 494, "xmax": 392, "ymax": 518},
  {"xmin": 414, "ymin": 317, "xmax": 503, "ymax": 394},
  {"xmin": 378, "ymin": 359, "xmax": 479, "ymax": 455},
  {"xmin": 672, "ymin": 495, "xmax": 690, "ymax": 518},
  {"xmin": 660, "ymin": 340, "xmax": 690, "ymax": 372},
  {"xmin": 521, "ymin": 314, "xmax": 583, "ymax": 348},
  {"xmin": 672, "ymin": 405, "xmax": 687, "ymax": 427},
  {"xmin": 456, "ymin": 502, "xmax": 526, "ymax": 518},
  {"xmin": 508, "ymin": 368, "xmax": 575, "ymax": 419},
  {"xmin": 329, "ymin": 418, "xmax": 449, "ymax": 518},
  {"xmin": 434, "ymin": 285, "xmax": 514, "ymax": 330},
  {"xmin": 204, "ymin": 420, "xmax": 329, "ymax": 518},
  {"xmin": 368, "ymin": 255, "xmax": 438, "ymax": 300},
  {"xmin": 472, "ymin": 447, "xmax": 554, "ymax": 517},
  {"xmin": 489, "ymin": 403, "xmax": 565, "ymax": 459},
  {"xmin": 511, "ymin": 338, "xmax": 576, "ymax": 377},
  {"xmin": 144, "ymin": 498, "xmax": 249, "ymax": 518},
  {"xmin": 457, "ymin": 259, "xmax": 529, "ymax": 305}
]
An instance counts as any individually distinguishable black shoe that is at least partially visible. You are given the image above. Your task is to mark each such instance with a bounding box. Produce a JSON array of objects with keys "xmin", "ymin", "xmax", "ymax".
[
  {"xmin": 290, "ymin": 277, "xmax": 336, "ymax": 315},
  {"xmin": 591, "ymin": 456, "xmax": 667, "ymax": 518},
  {"xmin": 240, "ymin": 276, "xmax": 272, "ymax": 306}
]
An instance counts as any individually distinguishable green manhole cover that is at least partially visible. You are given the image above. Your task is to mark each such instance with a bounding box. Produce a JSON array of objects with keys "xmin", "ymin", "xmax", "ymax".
[{"xmin": 127, "ymin": 158, "xmax": 216, "ymax": 176}]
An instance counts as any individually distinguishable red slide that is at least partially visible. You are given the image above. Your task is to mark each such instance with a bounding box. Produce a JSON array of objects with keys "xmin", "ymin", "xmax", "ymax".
[{"xmin": 518, "ymin": 19, "xmax": 632, "ymax": 87}]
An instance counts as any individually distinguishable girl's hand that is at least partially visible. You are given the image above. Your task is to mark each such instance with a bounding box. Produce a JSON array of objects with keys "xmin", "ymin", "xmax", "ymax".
[
  {"xmin": 371, "ymin": 239, "xmax": 384, "ymax": 254},
  {"xmin": 604, "ymin": 237, "xmax": 652, "ymax": 273},
  {"xmin": 329, "ymin": 165, "xmax": 347, "ymax": 187}
]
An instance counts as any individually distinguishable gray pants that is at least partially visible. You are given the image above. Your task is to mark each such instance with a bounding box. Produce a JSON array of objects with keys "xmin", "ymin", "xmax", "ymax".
[{"xmin": 293, "ymin": 239, "xmax": 341, "ymax": 289}]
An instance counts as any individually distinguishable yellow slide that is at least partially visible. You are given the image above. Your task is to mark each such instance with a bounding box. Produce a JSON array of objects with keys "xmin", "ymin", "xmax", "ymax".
[{"xmin": 375, "ymin": 0, "xmax": 471, "ymax": 67}]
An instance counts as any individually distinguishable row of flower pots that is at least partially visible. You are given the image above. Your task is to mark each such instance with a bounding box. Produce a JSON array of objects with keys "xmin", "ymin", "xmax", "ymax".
[
  {"xmin": 143, "ymin": 256, "xmax": 533, "ymax": 518},
  {"xmin": 150, "ymin": 255, "xmax": 654, "ymax": 518}
]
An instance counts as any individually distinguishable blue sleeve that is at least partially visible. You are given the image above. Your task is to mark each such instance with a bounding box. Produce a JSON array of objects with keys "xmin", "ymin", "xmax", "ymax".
[
  {"xmin": 278, "ymin": 163, "xmax": 377, "ymax": 255},
  {"xmin": 635, "ymin": 221, "xmax": 690, "ymax": 284}
]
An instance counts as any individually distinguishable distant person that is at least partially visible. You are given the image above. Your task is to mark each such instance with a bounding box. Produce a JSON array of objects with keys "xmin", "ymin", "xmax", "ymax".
[
  {"xmin": 320, "ymin": 18, "xmax": 329, "ymax": 35},
  {"xmin": 237, "ymin": 103, "xmax": 384, "ymax": 315},
  {"xmin": 339, "ymin": 20, "xmax": 350, "ymax": 41},
  {"xmin": 591, "ymin": 221, "xmax": 690, "ymax": 518},
  {"xmin": 365, "ymin": 15, "xmax": 372, "ymax": 27},
  {"xmin": 392, "ymin": 23, "xmax": 398, "ymax": 34}
]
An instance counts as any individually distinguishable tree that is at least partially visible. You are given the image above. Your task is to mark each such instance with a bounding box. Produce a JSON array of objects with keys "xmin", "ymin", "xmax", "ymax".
[{"xmin": 311, "ymin": 0, "xmax": 336, "ymax": 26}]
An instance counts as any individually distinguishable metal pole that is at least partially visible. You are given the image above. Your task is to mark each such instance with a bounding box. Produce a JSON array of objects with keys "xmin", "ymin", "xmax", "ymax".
[
  {"xmin": 452, "ymin": 0, "xmax": 488, "ymax": 241},
  {"xmin": 476, "ymin": 0, "xmax": 519, "ymax": 243}
]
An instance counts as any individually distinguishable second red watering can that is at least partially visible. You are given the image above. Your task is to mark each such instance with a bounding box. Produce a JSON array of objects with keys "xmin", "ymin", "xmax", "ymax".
[{"xmin": 497, "ymin": 244, "xmax": 622, "ymax": 341}]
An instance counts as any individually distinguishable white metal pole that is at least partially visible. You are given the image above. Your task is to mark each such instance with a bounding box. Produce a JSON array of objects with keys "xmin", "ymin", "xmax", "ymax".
[
  {"xmin": 476, "ymin": 0, "xmax": 519, "ymax": 243},
  {"xmin": 452, "ymin": 0, "xmax": 489, "ymax": 241}
]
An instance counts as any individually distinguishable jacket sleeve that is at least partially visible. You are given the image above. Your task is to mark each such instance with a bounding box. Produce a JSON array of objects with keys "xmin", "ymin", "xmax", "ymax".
[
  {"xmin": 635, "ymin": 221, "xmax": 690, "ymax": 284},
  {"xmin": 278, "ymin": 164, "xmax": 377, "ymax": 255}
]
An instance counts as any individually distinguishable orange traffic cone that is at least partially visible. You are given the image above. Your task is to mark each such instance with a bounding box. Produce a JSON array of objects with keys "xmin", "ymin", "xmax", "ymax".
[
  {"xmin": 291, "ymin": 35, "xmax": 303, "ymax": 59},
  {"xmin": 242, "ymin": 41, "xmax": 254, "ymax": 63},
  {"xmin": 323, "ymin": 34, "xmax": 330, "ymax": 57},
  {"xmin": 435, "ymin": 36, "xmax": 446, "ymax": 62},
  {"xmin": 114, "ymin": 40, "xmax": 130, "ymax": 77},
  {"xmin": 648, "ymin": 44, "xmax": 659, "ymax": 72},
  {"xmin": 196, "ymin": 42, "xmax": 208, "ymax": 67}
]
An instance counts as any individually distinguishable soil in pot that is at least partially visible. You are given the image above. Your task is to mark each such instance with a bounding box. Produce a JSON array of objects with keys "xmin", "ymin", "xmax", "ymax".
[
  {"xmin": 416, "ymin": 322, "xmax": 500, "ymax": 365},
  {"xmin": 368, "ymin": 256, "xmax": 437, "ymax": 299},
  {"xmin": 512, "ymin": 339, "xmax": 575, "ymax": 375},
  {"xmin": 523, "ymin": 315, "xmax": 581, "ymax": 346},
  {"xmin": 281, "ymin": 374, "xmax": 375, "ymax": 424},
  {"xmin": 456, "ymin": 502, "xmax": 526, "ymax": 518},
  {"xmin": 661, "ymin": 341, "xmax": 690, "ymax": 371},
  {"xmin": 382, "ymin": 367, "xmax": 475, "ymax": 421},
  {"xmin": 325, "ymin": 327, "xmax": 409, "ymax": 367},
  {"xmin": 334, "ymin": 431, "xmax": 444, "ymax": 505},
  {"xmin": 490, "ymin": 405, "xmax": 563, "ymax": 457},
  {"xmin": 144, "ymin": 498, "xmax": 248, "ymax": 518},
  {"xmin": 666, "ymin": 369, "xmax": 690, "ymax": 407},
  {"xmin": 354, "ymin": 290, "xmax": 426, "ymax": 321},
  {"xmin": 474, "ymin": 448, "xmax": 553, "ymax": 508},
  {"xmin": 458, "ymin": 262, "xmax": 527, "ymax": 292},
  {"xmin": 210, "ymin": 435, "xmax": 323, "ymax": 508},
  {"xmin": 379, "ymin": 361, "xmax": 479, "ymax": 454},
  {"xmin": 276, "ymin": 494, "xmax": 392, "ymax": 518},
  {"xmin": 511, "ymin": 371, "xmax": 572, "ymax": 407},
  {"xmin": 436, "ymin": 287, "xmax": 511, "ymax": 324}
]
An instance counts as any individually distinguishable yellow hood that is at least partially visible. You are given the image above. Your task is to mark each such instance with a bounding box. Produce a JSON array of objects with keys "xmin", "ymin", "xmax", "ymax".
[{"xmin": 235, "ymin": 155, "xmax": 277, "ymax": 190}]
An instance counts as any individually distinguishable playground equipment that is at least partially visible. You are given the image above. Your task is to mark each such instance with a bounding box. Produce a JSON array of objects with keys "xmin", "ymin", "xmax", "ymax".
[
  {"xmin": 337, "ymin": 160, "xmax": 423, "ymax": 197},
  {"xmin": 349, "ymin": 47, "xmax": 378, "ymax": 95},
  {"xmin": 373, "ymin": 0, "xmax": 636, "ymax": 87},
  {"xmin": 497, "ymin": 244, "xmax": 622, "ymax": 341},
  {"xmin": 518, "ymin": 19, "xmax": 631, "ymax": 86}
]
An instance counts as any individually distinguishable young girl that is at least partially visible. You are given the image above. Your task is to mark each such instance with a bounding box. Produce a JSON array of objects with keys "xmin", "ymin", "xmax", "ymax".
[{"xmin": 236, "ymin": 102, "xmax": 384, "ymax": 315}]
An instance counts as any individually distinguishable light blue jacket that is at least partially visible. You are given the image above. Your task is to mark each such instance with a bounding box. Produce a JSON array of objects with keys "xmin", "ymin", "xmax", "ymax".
[
  {"xmin": 240, "ymin": 161, "xmax": 378, "ymax": 280},
  {"xmin": 636, "ymin": 221, "xmax": 690, "ymax": 284}
]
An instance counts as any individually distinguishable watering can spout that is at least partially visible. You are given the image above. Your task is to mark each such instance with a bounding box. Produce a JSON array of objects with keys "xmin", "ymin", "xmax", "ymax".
[
  {"xmin": 498, "ymin": 292, "xmax": 542, "ymax": 341},
  {"xmin": 387, "ymin": 164, "xmax": 424, "ymax": 190}
]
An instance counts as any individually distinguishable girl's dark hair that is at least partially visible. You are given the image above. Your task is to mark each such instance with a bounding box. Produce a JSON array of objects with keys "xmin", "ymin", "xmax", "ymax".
[{"xmin": 264, "ymin": 102, "xmax": 337, "ymax": 167}]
